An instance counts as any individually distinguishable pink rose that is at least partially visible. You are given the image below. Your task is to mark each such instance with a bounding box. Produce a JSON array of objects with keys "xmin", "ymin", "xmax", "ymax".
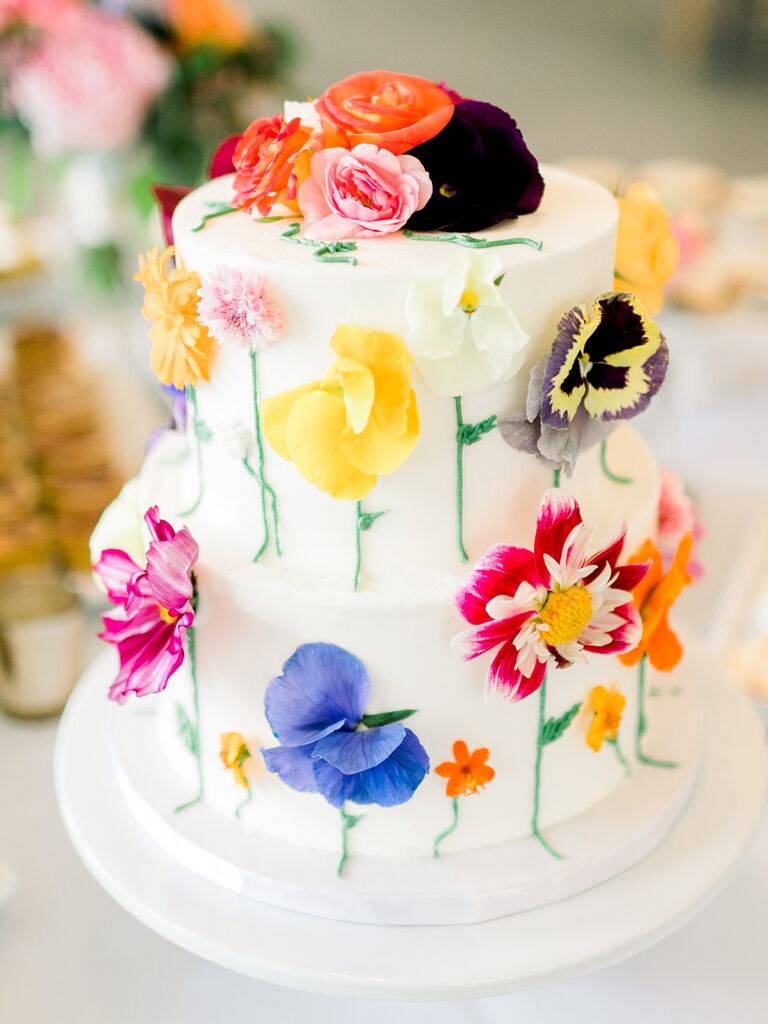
[
  {"xmin": 297, "ymin": 143, "xmax": 432, "ymax": 241},
  {"xmin": 10, "ymin": 7, "xmax": 170, "ymax": 157}
]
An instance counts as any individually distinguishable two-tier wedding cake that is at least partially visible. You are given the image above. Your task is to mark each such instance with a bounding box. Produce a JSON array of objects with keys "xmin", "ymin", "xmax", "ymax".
[{"xmin": 91, "ymin": 70, "xmax": 696, "ymax": 924}]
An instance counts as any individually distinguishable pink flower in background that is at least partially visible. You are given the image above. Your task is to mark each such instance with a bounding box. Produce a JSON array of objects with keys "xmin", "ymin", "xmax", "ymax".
[
  {"xmin": 10, "ymin": 6, "xmax": 170, "ymax": 156},
  {"xmin": 658, "ymin": 469, "xmax": 704, "ymax": 578},
  {"xmin": 198, "ymin": 267, "xmax": 285, "ymax": 351},
  {"xmin": 94, "ymin": 507, "xmax": 198, "ymax": 703},
  {"xmin": 297, "ymin": 143, "xmax": 432, "ymax": 241}
]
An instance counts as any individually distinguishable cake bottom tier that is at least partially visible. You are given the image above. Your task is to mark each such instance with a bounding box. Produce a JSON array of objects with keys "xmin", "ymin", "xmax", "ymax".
[{"xmin": 112, "ymin": 643, "xmax": 700, "ymax": 925}]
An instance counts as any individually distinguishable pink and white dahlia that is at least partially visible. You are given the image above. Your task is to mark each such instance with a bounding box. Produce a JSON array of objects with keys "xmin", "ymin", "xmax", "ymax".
[
  {"xmin": 197, "ymin": 266, "xmax": 285, "ymax": 351},
  {"xmin": 452, "ymin": 491, "xmax": 648, "ymax": 700},
  {"xmin": 94, "ymin": 507, "xmax": 198, "ymax": 704}
]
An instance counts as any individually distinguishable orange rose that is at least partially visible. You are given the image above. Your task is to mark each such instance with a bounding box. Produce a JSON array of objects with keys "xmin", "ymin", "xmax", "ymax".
[
  {"xmin": 615, "ymin": 182, "xmax": 680, "ymax": 315},
  {"xmin": 315, "ymin": 70, "xmax": 455, "ymax": 155},
  {"xmin": 232, "ymin": 115, "xmax": 312, "ymax": 217}
]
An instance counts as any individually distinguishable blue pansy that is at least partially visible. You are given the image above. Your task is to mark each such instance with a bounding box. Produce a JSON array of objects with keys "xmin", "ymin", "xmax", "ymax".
[{"xmin": 261, "ymin": 643, "xmax": 430, "ymax": 808}]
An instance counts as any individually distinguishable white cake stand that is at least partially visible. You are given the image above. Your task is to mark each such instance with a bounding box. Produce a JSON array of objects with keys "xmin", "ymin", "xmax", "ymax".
[{"xmin": 55, "ymin": 653, "xmax": 766, "ymax": 1001}]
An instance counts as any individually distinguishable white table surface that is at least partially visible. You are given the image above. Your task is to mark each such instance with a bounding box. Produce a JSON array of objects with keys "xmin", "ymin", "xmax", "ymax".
[{"xmin": 3, "ymin": 308, "xmax": 768, "ymax": 1020}]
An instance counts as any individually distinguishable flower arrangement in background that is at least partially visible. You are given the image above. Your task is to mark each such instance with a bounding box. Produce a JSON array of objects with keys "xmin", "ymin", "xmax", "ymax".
[
  {"xmin": 433, "ymin": 740, "xmax": 495, "ymax": 857},
  {"xmin": 92, "ymin": 505, "xmax": 204, "ymax": 812},
  {"xmin": 405, "ymin": 250, "xmax": 530, "ymax": 561},
  {"xmin": 219, "ymin": 731, "xmax": 257, "ymax": 817},
  {"xmin": 261, "ymin": 642, "xmax": 429, "ymax": 875},
  {"xmin": 619, "ymin": 533, "xmax": 693, "ymax": 768},
  {"xmin": 498, "ymin": 292, "xmax": 669, "ymax": 482},
  {"xmin": 197, "ymin": 265, "xmax": 285, "ymax": 561},
  {"xmin": 452, "ymin": 489, "xmax": 647, "ymax": 856},
  {"xmin": 615, "ymin": 182, "xmax": 680, "ymax": 315},
  {"xmin": 262, "ymin": 324, "xmax": 420, "ymax": 589}
]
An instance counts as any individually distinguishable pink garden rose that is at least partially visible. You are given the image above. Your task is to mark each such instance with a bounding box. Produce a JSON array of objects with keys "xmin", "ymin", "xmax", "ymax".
[
  {"xmin": 10, "ymin": 6, "xmax": 170, "ymax": 156},
  {"xmin": 297, "ymin": 143, "xmax": 432, "ymax": 241}
]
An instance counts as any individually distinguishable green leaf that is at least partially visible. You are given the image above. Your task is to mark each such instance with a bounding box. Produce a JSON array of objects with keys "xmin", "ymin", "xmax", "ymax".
[
  {"xmin": 357, "ymin": 509, "xmax": 388, "ymax": 531},
  {"xmin": 541, "ymin": 701, "xmax": 582, "ymax": 745},
  {"xmin": 457, "ymin": 414, "xmax": 497, "ymax": 447},
  {"xmin": 360, "ymin": 709, "xmax": 417, "ymax": 728},
  {"xmin": 493, "ymin": 273, "xmax": 505, "ymax": 287},
  {"xmin": 341, "ymin": 811, "xmax": 362, "ymax": 829},
  {"xmin": 175, "ymin": 703, "xmax": 198, "ymax": 757}
]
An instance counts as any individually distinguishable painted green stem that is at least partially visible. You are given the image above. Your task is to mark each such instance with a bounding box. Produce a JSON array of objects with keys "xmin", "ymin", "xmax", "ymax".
[
  {"xmin": 600, "ymin": 438, "xmax": 634, "ymax": 485},
  {"xmin": 433, "ymin": 797, "xmax": 460, "ymax": 858},
  {"xmin": 403, "ymin": 230, "xmax": 543, "ymax": 251},
  {"xmin": 235, "ymin": 785, "xmax": 253, "ymax": 820},
  {"xmin": 636, "ymin": 654, "xmax": 678, "ymax": 769},
  {"xmin": 337, "ymin": 806, "xmax": 361, "ymax": 877},
  {"xmin": 175, "ymin": 622, "xmax": 204, "ymax": 813},
  {"xmin": 248, "ymin": 350, "xmax": 280, "ymax": 562},
  {"xmin": 180, "ymin": 387, "xmax": 204, "ymax": 516},
  {"xmin": 354, "ymin": 501, "xmax": 363, "ymax": 591},
  {"xmin": 532, "ymin": 673, "xmax": 562, "ymax": 859},
  {"xmin": 553, "ymin": 466, "xmax": 562, "ymax": 489},
  {"xmin": 608, "ymin": 734, "xmax": 631, "ymax": 776},
  {"xmin": 454, "ymin": 396, "xmax": 469, "ymax": 562}
]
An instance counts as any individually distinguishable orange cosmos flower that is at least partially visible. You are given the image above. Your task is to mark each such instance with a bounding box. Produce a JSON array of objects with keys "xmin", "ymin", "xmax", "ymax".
[
  {"xmin": 619, "ymin": 533, "xmax": 694, "ymax": 671},
  {"xmin": 134, "ymin": 246, "xmax": 216, "ymax": 390},
  {"xmin": 585, "ymin": 685, "xmax": 626, "ymax": 752},
  {"xmin": 435, "ymin": 740, "xmax": 495, "ymax": 797}
]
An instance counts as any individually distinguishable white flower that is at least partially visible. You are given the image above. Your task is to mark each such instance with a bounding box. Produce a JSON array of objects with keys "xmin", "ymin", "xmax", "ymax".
[
  {"xmin": 218, "ymin": 418, "xmax": 252, "ymax": 462},
  {"xmin": 404, "ymin": 251, "xmax": 531, "ymax": 397},
  {"xmin": 89, "ymin": 478, "xmax": 145, "ymax": 575}
]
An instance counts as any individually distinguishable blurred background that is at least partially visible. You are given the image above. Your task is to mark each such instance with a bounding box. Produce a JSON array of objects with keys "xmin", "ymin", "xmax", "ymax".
[{"xmin": 1, "ymin": 1, "xmax": 768, "ymax": 1020}]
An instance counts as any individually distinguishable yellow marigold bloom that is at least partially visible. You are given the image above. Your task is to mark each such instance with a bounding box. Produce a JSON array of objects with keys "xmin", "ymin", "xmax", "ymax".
[
  {"xmin": 219, "ymin": 731, "xmax": 251, "ymax": 789},
  {"xmin": 167, "ymin": 0, "xmax": 249, "ymax": 51},
  {"xmin": 586, "ymin": 685, "xmax": 626, "ymax": 752},
  {"xmin": 134, "ymin": 247, "xmax": 217, "ymax": 391},
  {"xmin": 614, "ymin": 182, "xmax": 680, "ymax": 315},
  {"xmin": 262, "ymin": 325, "xmax": 420, "ymax": 500}
]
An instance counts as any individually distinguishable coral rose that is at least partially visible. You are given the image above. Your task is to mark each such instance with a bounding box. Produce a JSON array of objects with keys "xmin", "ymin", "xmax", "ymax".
[
  {"xmin": 615, "ymin": 182, "xmax": 680, "ymax": 315},
  {"xmin": 298, "ymin": 143, "xmax": 432, "ymax": 241},
  {"xmin": 232, "ymin": 114, "xmax": 312, "ymax": 217},
  {"xmin": 315, "ymin": 70, "xmax": 454, "ymax": 155}
]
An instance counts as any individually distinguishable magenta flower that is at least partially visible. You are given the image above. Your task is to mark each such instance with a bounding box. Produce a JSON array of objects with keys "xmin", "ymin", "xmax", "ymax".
[
  {"xmin": 94, "ymin": 507, "xmax": 198, "ymax": 703},
  {"xmin": 452, "ymin": 490, "xmax": 648, "ymax": 700},
  {"xmin": 197, "ymin": 266, "xmax": 285, "ymax": 351},
  {"xmin": 297, "ymin": 143, "xmax": 432, "ymax": 241}
]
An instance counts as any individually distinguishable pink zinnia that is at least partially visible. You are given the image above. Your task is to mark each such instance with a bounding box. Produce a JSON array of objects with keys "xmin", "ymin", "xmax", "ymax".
[
  {"xmin": 197, "ymin": 266, "xmax": 285, "ymax": 351},
  {"xmin": 94, "ymin": 507, "xmax": 198, "ymax": 703},
  {"xmin": 452, "ymin": 491, "xmax": 648, "ymax": 700}
]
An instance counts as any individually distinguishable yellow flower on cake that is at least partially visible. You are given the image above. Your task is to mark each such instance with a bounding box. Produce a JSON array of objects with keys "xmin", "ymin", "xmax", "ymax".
[
  {"xmin": 262, "ymin": 325, "xmax": 420, "ymax": 500},
  {"xmin": 585, "ymin": 685, "xmax": 626, "ymax": 753},
  {"xmin": 134, "ymin": 246, "xmax": 217, "ymax": 390},
  {"xmin": 615, "ymin": 182, "xmax": 680, "ymax": 314},
  {"xmin": 219, "ymin": 732, "xmax": 253, "ymax": 789}
]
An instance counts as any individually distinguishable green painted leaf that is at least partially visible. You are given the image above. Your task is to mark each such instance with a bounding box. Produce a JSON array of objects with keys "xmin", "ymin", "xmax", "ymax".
[
  {"xmin": 360, "ymin": 708, "xmax": 417, "ymax": 728},
  {"xmin": 458, "ymin": 414, "xmax": 497, "ymax": 447},
  {"xmin": 493, "ymin": 273, "xmax": 505, "ymax": 287},
  {"xmin": 357, "ymin": 509, "xmax": 388, "ymax": 531},
  {"xmin": 541, "ymin": 701, "xmax": 582, "ymax": 745},
  {"xmin": 342, "ymin": 812, "xmax": 362, "ymax": 830},
  {"xmin": 195, "ymin": 421, "xmax": 213, "ymax": 442},
  {"xmin": 175, "ymin": 702, "xmax": 198, "ymax": 757}
]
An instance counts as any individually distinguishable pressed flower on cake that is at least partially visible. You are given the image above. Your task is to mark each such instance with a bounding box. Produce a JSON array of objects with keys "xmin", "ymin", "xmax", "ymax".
[
  {"xmin": 134, "ymin": 246, "xmax": 217, "ymax": 390},
  {"xmin": 585, "ymin": 685, "xmax": 626, "ymax": 752},
  {"xmin": 93, "ymin": 506, "xmax": 198, "ymax": 703},
  {"xmin": 452, "ymin": 489, "xmax": 648, "ymax": 700},
  {"xmin": 433, "ymin": 740, "xmax": 495, "ymax": 857}
]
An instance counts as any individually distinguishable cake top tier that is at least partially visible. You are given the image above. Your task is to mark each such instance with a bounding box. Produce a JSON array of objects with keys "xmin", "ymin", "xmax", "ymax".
[{"xmin": 173, "ymin": 165, "xmax": 617, "ymax": 277}]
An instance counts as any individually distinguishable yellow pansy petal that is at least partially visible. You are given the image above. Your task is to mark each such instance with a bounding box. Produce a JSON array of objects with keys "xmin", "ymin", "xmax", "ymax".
[
  {"xmin": 582, "ymin": 363, "xmax": 649, "ymax": 419},
  {"xmin": 262, "ymin": 381, "xmax": 320, "ymax": 460},
  {"xmin": 331, "ymin": 325, "xmax": 413, "ymax": 438},
  {"xmin": 286, "ymin": 389, "xmax": 377, "ymax": 500},
  {"xmin": 590, "ymin": 294, "xmax": 662, "ymax": 369},
  {"xmin": 341, "ymin": 390, "xmax": 420, "ymax": 476},
  {"xmin": 327, "ymin": 357, "xmax": 375, "ymax": 435}
]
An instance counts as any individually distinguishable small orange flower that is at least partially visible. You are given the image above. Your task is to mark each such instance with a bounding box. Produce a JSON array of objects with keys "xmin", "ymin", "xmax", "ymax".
[
  {"xmin": 167, "ymin": 0, "xmax": 249, "ymax": 51},
  {"xmin": 585, "ymin": 685, "xmax": 626, "ymax": 752},
  {"xmin": 219, "ymin": 732, "xmax": 251, "ymax": 789},
  {"xmin": 619, "ymin": 533, "xmax": 694, "ymax": 671},
  {"xmin": 435, "ymin": 740, "xmax": 495, "ymax": 797},
  {"xmin": 134, "ymin": 246, "xmax": 217, "ymax": 390}
]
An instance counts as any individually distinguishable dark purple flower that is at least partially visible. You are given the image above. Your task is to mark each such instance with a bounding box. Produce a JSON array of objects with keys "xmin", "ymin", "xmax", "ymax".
[
  {"xmin": 406, "ymin": 100, "xmax": 544, "ymax": 232},
  {"xmin": 262, "ymin": 643, "xmax": 429, "ymax": 808}
]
